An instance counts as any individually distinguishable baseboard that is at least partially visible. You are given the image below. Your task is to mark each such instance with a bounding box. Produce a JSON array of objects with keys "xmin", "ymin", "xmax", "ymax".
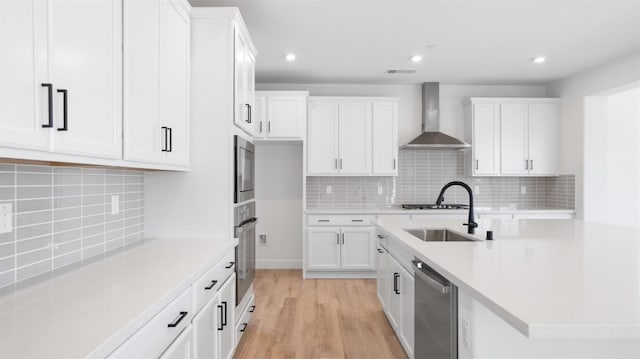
[
  {"xmin": 303, "ymin": 271, "xmax": 376, "ymax": 279},
  {"xmin": 256, "ymin": 259, "xmax": 303, "ymax": 269}
]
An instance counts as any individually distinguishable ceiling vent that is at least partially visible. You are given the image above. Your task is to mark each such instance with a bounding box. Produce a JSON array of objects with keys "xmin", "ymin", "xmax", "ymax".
[{"xmin": 386, "ymin": 69, "xmax": 416, "ymax": 74}]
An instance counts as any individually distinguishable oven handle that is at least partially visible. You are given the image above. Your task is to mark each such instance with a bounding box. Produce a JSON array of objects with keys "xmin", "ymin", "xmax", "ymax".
[{"xmin": 235, "ymin": 217, "xmax": 258, "ymax": 236}]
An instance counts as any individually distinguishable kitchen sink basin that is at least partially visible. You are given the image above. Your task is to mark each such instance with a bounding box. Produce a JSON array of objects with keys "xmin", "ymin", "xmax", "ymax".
[{"xmin": 405, "ymin": 229, "xmax": 477, "ymax": 242}]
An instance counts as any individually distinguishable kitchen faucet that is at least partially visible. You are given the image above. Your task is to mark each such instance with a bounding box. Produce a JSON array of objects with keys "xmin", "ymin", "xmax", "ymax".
[{"xmin": 435, "ymin": 181, "xmax": 478, "ymax": 234}]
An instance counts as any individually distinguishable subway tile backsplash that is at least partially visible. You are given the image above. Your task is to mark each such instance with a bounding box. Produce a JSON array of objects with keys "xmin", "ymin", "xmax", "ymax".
[
  {"xmin": 307, "ymin": 150, "xmax": 575, "ymax": 210},
  {"xmin": 0, "ymin": 164, "xmax": 145, "ymax": 289}
]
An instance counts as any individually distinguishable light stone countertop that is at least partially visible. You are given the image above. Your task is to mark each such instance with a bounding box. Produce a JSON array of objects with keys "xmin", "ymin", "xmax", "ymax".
[
  {"xmin": 374, "ymin": 217, "xmax": 640, "ymax": 340},
  {"xmin": 0, "ymin": 237, "xmax": 238, "ymax": 359},
  {"xmin": 305, "ymin": 207, "xmax": 576, "ymax": 215}
]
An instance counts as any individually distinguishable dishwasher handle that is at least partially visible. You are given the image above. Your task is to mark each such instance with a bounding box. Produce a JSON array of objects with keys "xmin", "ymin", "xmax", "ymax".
[{"xmin": 412, "ymin": 260, "xmax": 450, "ymax": 295}]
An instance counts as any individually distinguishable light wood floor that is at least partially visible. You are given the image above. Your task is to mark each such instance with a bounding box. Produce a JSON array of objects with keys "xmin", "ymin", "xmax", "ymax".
[{"xmin": 234, "ymin": 270, "xmax": 407, "ymax": 359}]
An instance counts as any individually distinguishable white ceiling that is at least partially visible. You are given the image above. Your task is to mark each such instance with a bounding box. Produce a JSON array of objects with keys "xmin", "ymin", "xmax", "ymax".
[{"xmin": 190, "ymin": 0, "xmax": 640, "ymax": 84}]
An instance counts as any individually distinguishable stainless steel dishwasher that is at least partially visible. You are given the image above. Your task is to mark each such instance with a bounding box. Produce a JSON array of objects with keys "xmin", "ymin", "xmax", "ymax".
[{"xmin": 412, "ymin": 258, "xmax": 458, "ymax": 359}]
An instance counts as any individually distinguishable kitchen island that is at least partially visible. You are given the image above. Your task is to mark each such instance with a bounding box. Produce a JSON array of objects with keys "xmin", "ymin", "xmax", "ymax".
[{"xmin": 374, "ymin": 217, "xmax": 640, "ymax": 358}]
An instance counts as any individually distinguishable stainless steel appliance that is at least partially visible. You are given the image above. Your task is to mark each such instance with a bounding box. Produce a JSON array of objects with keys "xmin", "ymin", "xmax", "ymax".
[
  {"xmin": 234, "ymin": 202, "xmax": 257, "ymax": 305},
  {"xmin": 412, "ymin": 258, "xmax": 458, "ymax": 359},
  {"xmin": 234, "ymin": 135, "xmax": 255, "ymax": 203}
]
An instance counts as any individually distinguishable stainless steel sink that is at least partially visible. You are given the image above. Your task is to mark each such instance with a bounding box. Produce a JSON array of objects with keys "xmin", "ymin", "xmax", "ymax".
[{"xmin": 405, "ymin": 229, "xmax": 477, "ymax": 242}]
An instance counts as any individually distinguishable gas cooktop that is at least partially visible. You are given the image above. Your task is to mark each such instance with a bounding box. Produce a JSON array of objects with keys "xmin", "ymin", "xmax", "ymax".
[{"xmin": 401, "ymin": 204, "xmax": 469, "ymax": 210}]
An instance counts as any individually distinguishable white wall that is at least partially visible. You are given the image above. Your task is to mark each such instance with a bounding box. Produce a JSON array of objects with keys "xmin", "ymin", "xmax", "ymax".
[
  {"xmin": 257, "ymin": 83, "xmax": 546, "ymax": 146},
  {"xmin": 547, "ymin": 50, "xmax": 640, "ymax": 218},
  {"xmin": 254, "ymin": 142, "xmax": 303, "ymax": 268}
]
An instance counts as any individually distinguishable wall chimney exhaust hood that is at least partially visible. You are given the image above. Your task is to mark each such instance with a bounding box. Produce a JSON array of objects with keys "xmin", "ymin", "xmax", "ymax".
[{"xmin": 401, "ymin": 82, "xmax": 470, "ymax": 150}]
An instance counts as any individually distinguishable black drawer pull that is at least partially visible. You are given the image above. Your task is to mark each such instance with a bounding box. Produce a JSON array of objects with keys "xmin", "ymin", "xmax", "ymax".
[
  {"xmin": 41, "ymin": 83, "xmax": 53, "ymax": 128},
  {"xmin": 204, "ymin": 280, "xmax": 218, "ymax": 290},
  {"xmin": 351, "ymin": 219, "xmax": 364, "ymax": 222},
  {"xmin": 377, "ymin": 234, "xmax": 386, "ymax": 239},
  {"xmin": 167, "ymin": 311, "xmax": 188, "ymax": 328},
  {"xmin": 222, "ymin": 301, "xmax": 228, "ymax": 327},
  {"xmin": 240, "ymin": 323, "xmax": 248, "ymax": 332},
  {"xmin": 377, "ymin": 248, "xmax": 383, "ymax": 253},
  {"xmin": 393, "ymin": 273, "xmax": 400, "ymax": 295},
  {"xmin": 249, "ymin": 305, "xmax": 255, "ymax": 313},
  {"xmin": 217, "ymin": 305, "xmax": 224, "ymax": 331},
  {"xmin": 56, "ymin": 89, "xmax": 68, "ymax": 131},
  {"xmin": 225, "ymin": 262, "xmax": 235, "ymax": 269},
  {"xmin": 318, "ymin": 219, "xmax": 330, "ymax": 222}
]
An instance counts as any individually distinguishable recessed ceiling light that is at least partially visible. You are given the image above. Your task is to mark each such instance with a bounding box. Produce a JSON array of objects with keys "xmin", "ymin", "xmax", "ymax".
[
  {"xmin": 411, "ymin": 55, "xmax": 423, "ymax": 63},
  {"xmin": 285, "ymin": 53, "xmax": 296, "ymax": 62},
  {"xmin": 532, "ymin": 56, "xmax": 546, "ymax": 64}
]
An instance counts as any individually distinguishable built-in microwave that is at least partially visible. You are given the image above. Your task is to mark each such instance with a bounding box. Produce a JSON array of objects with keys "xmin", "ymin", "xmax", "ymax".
[{"xmin": 234, "ymin": 135, "xmax": 255, "ymax": 203}]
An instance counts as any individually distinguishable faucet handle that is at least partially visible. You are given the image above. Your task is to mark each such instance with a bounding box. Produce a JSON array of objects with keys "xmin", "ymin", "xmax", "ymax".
[{"xmin": 463, "ymin": 222, "xmax": 479, "ymax": 228}]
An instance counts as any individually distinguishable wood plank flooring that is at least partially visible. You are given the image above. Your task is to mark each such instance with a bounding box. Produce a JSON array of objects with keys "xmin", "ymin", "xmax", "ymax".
[{"xmin": 234, "ymin": 270, "xmax": 407, "ymax": 359}]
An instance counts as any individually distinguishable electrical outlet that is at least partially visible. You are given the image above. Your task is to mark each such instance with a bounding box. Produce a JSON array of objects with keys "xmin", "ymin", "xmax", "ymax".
[
  {"xmin": 111, "ymin": 195, "xmax": 120, "ymax": 215},
  {"xmin": 474, "ymin": 186, "xmax": 480, "ymax": 195},
  {"xmin": 377, "ymin": 185, "xmax": 383, "ymax": 195},
  {"xmin": 0, "ymin": 202, "xmax": 12, "ymax": 234},
  {"xmin": 462, "ymin": 318, "xmax": 471, "ymax": 351},
  {"xmin": 520, "ymin": 186, "xmax": 527, "ymax": 195},
  {"xmin": 326, "ymin": 185, "xmax": 332, "ymax": 194},
  {"xmin": 258, "ymin": 234, "xmax": 268, "ymax": 246}
]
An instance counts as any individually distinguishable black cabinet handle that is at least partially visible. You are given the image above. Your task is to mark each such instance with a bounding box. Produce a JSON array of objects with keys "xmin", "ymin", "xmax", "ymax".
[
  {"xmin": 240, "ymin": 323, "xmax": 248, "ymax": 332},
  {"xmin": 393, "ymin": 273, "xmax": 400, "ymax": 295},
  {"xmin": 217, "ymin": 305, "xmax": 224, "ymax": 331},
  {"xmin": 167, "ymin": 311, "xmax": 188, "ymax": 328},
  {"xmin": 245, "ymin": 104, "xmax": 252, "ymax": 123},
  {"xmin": 161, "ymin": 126, "xmax": 168, "ymax": 152},
  {"xmin": 167, "ymin": 127, "xmax": 172, "ymax": 152},
  {"xmin": 249, "ymin": 305, "xmax": 255, "ymax": 313},
  {"xmin": 377, "ymin": 248, "xmax": 383, "ymax": 253},
  {"xmin": 56, "ymin": 89, "xmax": 68, "ymax": 131},
  {"xmin": 351, "ymin": 219, "xmax": 364, "ymax": 222},
  {"xmin": 204, "ymin": 280, "xmax": 218, "ymax": 290},
  {"xmin": 41, "ymin": 83, "xmax": 53, "ymax": 128},
  {"xmin": 225, "ymin": 262, "xmax": 235, "ymax": 269},
  {"xmin": 222, "ymin": 301, "xmax": 228, "ymax": 327}
]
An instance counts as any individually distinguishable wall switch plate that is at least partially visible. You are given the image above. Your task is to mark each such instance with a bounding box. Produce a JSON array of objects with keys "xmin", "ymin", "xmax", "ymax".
[
  {"xmin": 520, "ymin": 186, "xmax": 527, "ymax": 194},
  {"xmin": 111, "ymin": 195, "xmax": 120, "ymax": 215},
  {"xmin": 258, "ymin": 234, "xmax": 267, "ymax": 246},
  {"xmin": 377, "ymin": 185, "xmax": 383, "ymax": 195},
  {"xmin": 0, "ymin": 202, "xmax": 12, "ymax": 234},
  {"xmin": 474, "ymin": 186, "xmax": 480, "ymax": 195},
  {"xmin": 326, "ymin": 185, "xmax": 332, "ymax": 194},
  {"xmin": 462, "ymin": 318, "xmax": 471, "ymax": 351}
]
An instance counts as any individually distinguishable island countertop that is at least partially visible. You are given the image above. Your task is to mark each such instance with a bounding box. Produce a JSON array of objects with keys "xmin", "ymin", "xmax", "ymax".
[
  {"xmin": 373, "ymin": 217, "xmax": 640, "ymax": 340},
  {"xmin": 0, "ymin": 237, "xmax": 238, "ymax": 358}
]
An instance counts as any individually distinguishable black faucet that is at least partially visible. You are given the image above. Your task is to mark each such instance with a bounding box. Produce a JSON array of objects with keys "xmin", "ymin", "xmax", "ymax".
[{"xmin": 435, "ymin": 181, "xmax": 478, "ymax": 234}]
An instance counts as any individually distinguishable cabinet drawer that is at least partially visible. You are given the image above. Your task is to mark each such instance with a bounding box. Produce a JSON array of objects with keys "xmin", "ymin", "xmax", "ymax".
[
  {"xmin": 235, "ymin": 294, "xmax": 256, "ymax": 346},
  {"xmin": 193, "ymin": 250, "xmax": 235, "ymax": 311},
  {"xmin": 110, "ymin": 286, "xmax": 193, "ymax": 358},
  {"xmin": 308, "ymin": 215, "xmax": 374, "ymax": 226}
]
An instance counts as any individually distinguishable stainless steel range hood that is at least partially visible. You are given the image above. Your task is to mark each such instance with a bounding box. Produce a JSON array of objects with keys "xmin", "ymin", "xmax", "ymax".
[{"xmin": 401, "ymin": 82, "xmax": 470, "ymax": 150}]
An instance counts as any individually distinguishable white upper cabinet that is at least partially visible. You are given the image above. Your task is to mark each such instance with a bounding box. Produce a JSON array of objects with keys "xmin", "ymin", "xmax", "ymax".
[
  {"xmin": 465, "ymin": 98, "xmax": 558, "ymax": 177},
  {"xmin": 124, "ymin": 0, "xmax": 190, "ymax": 168},
  {"xmin": 254, "ymin": 91, "xmax": 308, "ymax": 139},
  {"xmin": 372, "ymin": 101, "xmax": 398, "ymax": 175},
  {"xmin": 307, "ymin": 97, "xmax": 397, "ymax": 176},
  {"xmin": 0, "ymin": 1, "xmax": 49, "ymax": 151},
  {"xmin": 48, "ymin": 0, "xmax": 122, "ymax": 159},
  {"xmin": 234, "ymin": 30, "xmax": 256, "ymax": 136}
]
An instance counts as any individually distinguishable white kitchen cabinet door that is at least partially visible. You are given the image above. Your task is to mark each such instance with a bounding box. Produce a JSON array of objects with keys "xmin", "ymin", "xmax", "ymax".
[
  {"xmin": 160, "ymin": 0, "xmax": 190, "ymax": 166},
  {"xmin": 246, "ymin": 52, "xmax": 256, "ymax": 134},
  {"xmin": 398, "ymin": 266, "xmax": 414, "ymax": 358},
  {"xmin": 338, "ymin": 101, "xmax": 371, "ymax": 175},
  {"xmin": 376, "ymin": 245, "xmax": 388, "ymax": 309},
  {"xmin": 49, "ymin": 0, "xmax": 122, "ymax": 159},
  {"xmin": 218, "ymin": 275, "xmax": 236, "ymax": 359},
  {"xmin": 160, "ymin": 326, "xmax": 194, "ymax": 359},
  {"xmin": 0, "ymin": 0, "xmax": 50, "ymax": 151},
  {"xmin": 528, "ymin": 103, "xmax": 558, "ymax": 176},
  {"xmin": 307, "ymin": 102, "xmax": 339, "ymax": 174},
  {"xmin": 123, "ymin": 0, "xmax": 162, "ymax": 164},
  {"xmin": 192, "ymin": 296, "xmax": 218, "ymax": 359},
  {"xmin": 254, "ymin": 95, "xmax": 267, "ymax": 138},
  {"xmin": 372, "ymin": 101, "xmax": 398, "ymax": 175},
  {"xmin": 472, "ymin": 104, "xmax": 500, "ymax": 175},
  {"xmin": 266, "ymin": 96, "xmax": 305, "ymax": 138},
  {"xmin": 340, "ymin": 227, "xmax": 375, "ymax": 270},
  {"xmin": 500, "ymin": 104, "xmax": 529, "ymax": 175},
  {"xmin": 307, "ymin": 227, "xmax": 341, "ymax": 270},
  {"xmin": 234, "ymin": 30, "xmax": 255, "ymax": 136},
  {"xmin": 386, "ymin": 257, "xmax": 401, "ymax": 330}
]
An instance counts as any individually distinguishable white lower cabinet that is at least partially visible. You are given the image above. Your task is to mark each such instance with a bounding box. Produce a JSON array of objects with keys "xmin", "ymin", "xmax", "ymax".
[
  {"xmin": 217, "ymin": 275, "xmax": 236, "ymax": 359},
  {"xmin": 306, "ymin": 226, "xmax": 375, "ymax": 272},
  {"xmin": 380, "ymin": 242, "xmax": 415, "ymax": 358},
  {"xmin": 192, "ymin": 297, "xmax": 218, "ymax": 359},
  {"xmin": 161, "ymin": 326, "xmax": 194, "ymax": 359}
]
